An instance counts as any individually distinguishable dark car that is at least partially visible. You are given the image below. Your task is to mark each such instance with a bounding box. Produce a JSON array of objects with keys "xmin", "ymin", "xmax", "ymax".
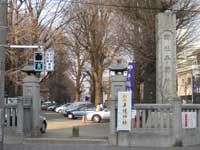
[
  {"xmin": 63, "ymin": 104, "xmax": 95, "ymax": 119},
  {"xmin": 41, "ymin": 101, "xmax": 55, "ymax": 110}
]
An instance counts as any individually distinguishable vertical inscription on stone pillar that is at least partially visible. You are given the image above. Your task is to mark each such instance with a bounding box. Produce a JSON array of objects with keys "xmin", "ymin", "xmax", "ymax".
[{"xmin": 162, "ymin": 31, "xmax": 173, "ymax": 99}]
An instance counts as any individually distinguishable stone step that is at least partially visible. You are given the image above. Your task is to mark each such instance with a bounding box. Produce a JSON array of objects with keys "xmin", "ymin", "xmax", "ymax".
[{"xmin": 23, "ymin": 137, "xmax": 109, "ymax": 145}]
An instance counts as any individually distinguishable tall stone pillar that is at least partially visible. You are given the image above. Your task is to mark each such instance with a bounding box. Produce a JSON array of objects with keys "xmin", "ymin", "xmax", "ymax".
[
  {"xmin": 109, "ymin": 74, "xmax": 126, "ymax": 145},
  {"xmin": 156, "ymin": 13, "xmax": 177, "ymax": 103},
  {"xmin": 23, "ymin": 75, "xmax": 41, "ymax": 136}
]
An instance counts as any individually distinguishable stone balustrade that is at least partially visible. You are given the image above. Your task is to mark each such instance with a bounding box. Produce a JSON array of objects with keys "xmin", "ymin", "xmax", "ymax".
[
  {"xmin": 4, "ymin": 104, "xmax": 17, "ymax": 128},
  {"xmin": 133, "ymin": 104, "xmax": 172, "ymax": 129}
]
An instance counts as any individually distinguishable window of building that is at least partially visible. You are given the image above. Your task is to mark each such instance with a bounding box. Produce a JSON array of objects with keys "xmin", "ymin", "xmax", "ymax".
[{"xmin": 188, "ymin": 78, "xmax": 191, "ymax": 85}]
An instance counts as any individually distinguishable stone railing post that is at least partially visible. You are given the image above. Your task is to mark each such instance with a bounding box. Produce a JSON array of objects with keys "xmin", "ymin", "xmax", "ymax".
[
  {"xmin": 172, "ymin": 97, "xmax": 182, "ymax": 146},
  {"xmin": 23, "ymin": 75, "xmax": 41, "ymax": 137},
  {"xmin": 16, "ymin": 96, "xmax": 23, "ymax": 136}
]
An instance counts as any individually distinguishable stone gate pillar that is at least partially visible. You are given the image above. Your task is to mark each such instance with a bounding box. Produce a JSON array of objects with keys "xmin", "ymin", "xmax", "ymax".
[
  {"xmin": 109, "ymin": 61, "xmax": 127, "ymax": 145},
  {"xmin": 23, "ymin": 75, "xmax": 41, "ymax": 136},
  {"xmin": 156, "ymin": 13, "xmax": 177, "ymax": 103}
]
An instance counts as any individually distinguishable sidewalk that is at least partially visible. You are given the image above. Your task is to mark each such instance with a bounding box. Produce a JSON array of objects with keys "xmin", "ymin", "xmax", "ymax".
[
  {"xmin": 4, "ymin": 129, "xmax": 200, "ymax": 150},
  {"xmin": 4, "ymin": 143, "xmax": 200, "ymax": 150}
]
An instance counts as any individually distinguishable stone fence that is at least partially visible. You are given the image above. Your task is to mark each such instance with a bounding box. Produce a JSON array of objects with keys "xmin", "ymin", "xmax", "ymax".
[
  {"xmin": 117, "ymin": 101, "xmax": 200, "ymax": 147},
  {"xmin": 4, "ymin": 97, "xmax": 32, "ymax": 136}
]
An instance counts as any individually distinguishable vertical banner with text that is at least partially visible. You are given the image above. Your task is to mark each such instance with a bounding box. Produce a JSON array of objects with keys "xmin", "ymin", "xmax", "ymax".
[
  {"xmin": 117, "ymin": 91, "xmax": 132, "ymax": 131},
  {"xmin": 125, "ymin": 62, "xmax": 135, "ymax": 107}
]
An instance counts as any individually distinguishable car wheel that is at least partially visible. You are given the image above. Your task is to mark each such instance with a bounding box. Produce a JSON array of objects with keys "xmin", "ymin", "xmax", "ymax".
[
  {"xmin": 40, "ymin": 121, "xmax": 47, "ymax": 133},
  {"xmin": 92, "ymin": 115, "xmax": 101, "ymax": 123},
  {"xmin": 68, "ymin": 113, "xmax": 74, "ymax": 119}
]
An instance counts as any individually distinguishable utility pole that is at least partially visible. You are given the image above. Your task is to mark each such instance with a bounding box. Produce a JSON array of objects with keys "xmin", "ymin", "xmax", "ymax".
[{"xmin": 0, "ymin": 0, "xmax": 7, "ymax": 149}]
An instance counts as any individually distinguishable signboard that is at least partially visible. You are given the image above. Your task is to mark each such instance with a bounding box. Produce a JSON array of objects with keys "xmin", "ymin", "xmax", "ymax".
[
  {"xmin": 117, "ymin": 91, "xmax": 132, "ymax": 131},
  {"xmin": 45, "ymin": 48, "xmax": 54, "ymax": 71},
  {"xmin": 125, "ymin": 62, "xmax": 135, "ymax": 106},
  {"xmin": 182, "ymin": 112, "xmax": 197, "ymax": 128}
]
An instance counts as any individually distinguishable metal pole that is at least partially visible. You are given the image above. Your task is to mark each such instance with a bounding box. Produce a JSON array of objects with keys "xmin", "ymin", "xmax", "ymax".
[
  {"xmin": 9, "ymin": 45, "xmax": 40, "ymax": 49},
  {"xmin": 0, "ymin": 0, "xmax": 7, "ymax": 149}
]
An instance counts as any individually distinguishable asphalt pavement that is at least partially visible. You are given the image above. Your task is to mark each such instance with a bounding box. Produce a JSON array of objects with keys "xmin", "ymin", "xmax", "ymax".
[
  {"xmin": 4, "ymin": 111, "xmax": 109, "ymax": 145},
  {"xmin": 41, "ymin": 111, "xmax": 110, "ymax": 139}
]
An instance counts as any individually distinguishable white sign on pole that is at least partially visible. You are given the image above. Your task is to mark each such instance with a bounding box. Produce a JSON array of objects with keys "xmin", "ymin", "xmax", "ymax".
[
  {"xmin": 117, "ymin": 91, "xmax": 132, "ymax": 131},
  {"xmin": 45, "ymin": 48, "xmax": 54, "ymax": 71},
  {"xmin": 182, "ymin": 112, "xmax": 197, "ymax": 128}
]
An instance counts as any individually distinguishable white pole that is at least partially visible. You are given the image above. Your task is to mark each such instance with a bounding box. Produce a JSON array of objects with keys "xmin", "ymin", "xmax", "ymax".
[{"xmin": 9, "ymin": 45, "xmax": 40, "ymax": 49}]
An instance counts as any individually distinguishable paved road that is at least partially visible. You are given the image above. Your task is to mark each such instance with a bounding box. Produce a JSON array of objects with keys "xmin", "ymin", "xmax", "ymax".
[{"xmin": 41, "ymin": 111, "xmax": 109, "ymax": 139}]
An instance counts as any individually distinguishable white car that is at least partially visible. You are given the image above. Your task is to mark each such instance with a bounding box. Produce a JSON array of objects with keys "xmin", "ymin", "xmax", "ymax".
[
  {"xmin": 86, "ymin": 109, "xmax": 110, "ymax": 123},
  {"xmin": 55, "ymin": 103, "xmax": 71, "ymax": 113}
]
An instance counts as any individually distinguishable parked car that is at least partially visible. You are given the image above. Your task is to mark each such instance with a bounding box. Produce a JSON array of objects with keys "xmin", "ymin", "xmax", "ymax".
[
  {"xmin": 55, "ymin": 103, "xmax": 71, "ymax": 113},
  {"xmin": 41, "ymin": 101, "xmax": 55, "ymax": 110},
  {"xmin": 61, "ymin": 101, "xmax": 91, "ymax": 114},
  {"xmin": 63, "ymin": 103, "xmax": 95, "ymax": 119},
  {"xmin": 47, "ymin": 104, "xmax": 61, "ymax": 111},
  {"xmin": 86, "ymin": 108, "xmax": 110, "ymax": 123}
]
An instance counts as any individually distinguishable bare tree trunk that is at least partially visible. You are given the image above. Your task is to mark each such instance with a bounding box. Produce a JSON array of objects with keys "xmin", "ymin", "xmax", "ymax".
[
  {"xmin": 94, "ymin": 78, "xmax": 100, "ymax": 105},
  {"xmin": 75, "ymin": 85, "xmax": 81, "ymax": 102}
]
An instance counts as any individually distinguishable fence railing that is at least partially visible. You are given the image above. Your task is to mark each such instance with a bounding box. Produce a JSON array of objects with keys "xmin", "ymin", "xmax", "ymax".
[
  {"xmin": 4, "ymin": 97, "xmax": 32, "ymax": 133},
  {"xmin": 116, "ymin": 101, "xmax": 200, "ymax": 146},
  {"xmin": 132, "ymin": 103, "xmax": 200, "ymax": 130},
  {"xmin": 4, "ymin": 104, "xmax": 18, "ymax": 128},
  {"xmin": 133, "ymin": 104, "xmax": 172, "ymax": 129}
]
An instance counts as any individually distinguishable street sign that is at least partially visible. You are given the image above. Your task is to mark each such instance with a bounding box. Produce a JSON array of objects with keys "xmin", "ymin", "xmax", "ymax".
[
  {"xmin": 45, "ymin": 48, "xmax": 54, "ymax": 71},
  {"xmin": 117, "ymin": 91, "xmax": 132, "ymax": 131}
]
